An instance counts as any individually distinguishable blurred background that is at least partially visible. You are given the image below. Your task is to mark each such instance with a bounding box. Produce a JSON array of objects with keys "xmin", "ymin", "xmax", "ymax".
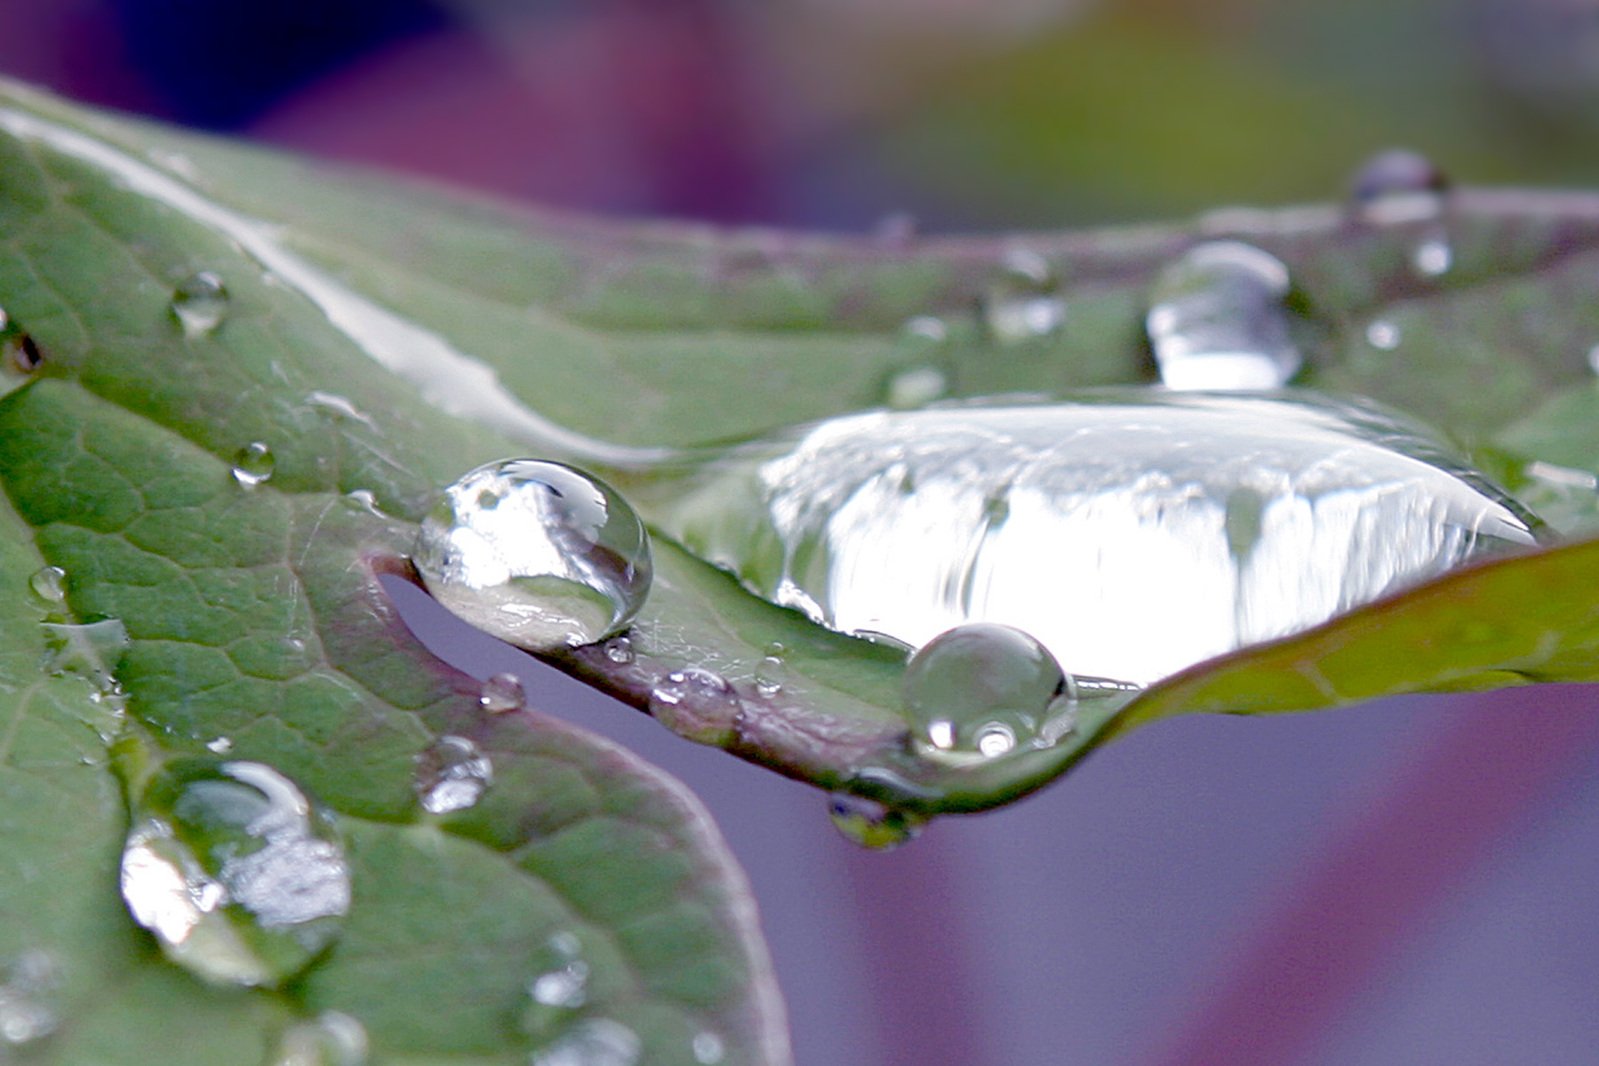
[{"xmin": 6, "ymin": 2, "xmax": 1599, "ymax": 1063}]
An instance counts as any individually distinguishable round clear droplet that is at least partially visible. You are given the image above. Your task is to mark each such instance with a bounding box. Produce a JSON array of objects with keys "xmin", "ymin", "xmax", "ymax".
[
  {"xmin": 1146, "ymin": 240, "xmax": 1300, "ymax": 390},
  {"xmin": 232, "ymin": 441, "xmax": 275, "ymax": 488},
  {"xmin": 28, "ymin": 565, "xmax": 65, "ymax": 606},
  {"xmin": 755, "ymin": 643, "xmax": 785, "ymax": 698},
  {"xmin": 478, "ymin": 672, "xmax": 525, "ymax": 714},
  {"xmin": 648, "ymin": 668, "xmax": 739, "ymax": 745},
  {"xmin": 1366, "ymin": 320, "xmax": 1402, "ymax": 351},
  {"xmin": 413, "ymin": 459, "xmax": 653, "ymax": 652},
  {"xmin": 902, "ymin": 623, "xmax": 1065, "ymax": 758},
  {"xmin": 602, "ymin": 636, "xmax": 634, "ymax": 664},
  {"xmin": 981, "ymin": 250, "xmax": 1066, "ymax": 345},
  {"xmin": 827, "ymin": 793, "xmax": 923, "ymax": 850},
  {"xmin": 171, "ymin": 271, "xmax": 229, "ymax": 337},
  {"xmin": 271, "ymin": 1011, "xmax": 368, "ymax": 1066},
  {"xmin": 119, "ymin": 760, "xmax": 350, "ymax": 987},
  {"xmin": 1349, "ymin": 148, "xmax": 1448, "ymax": 224},
  {"xmin": 414, "ymin": 736, "xmax": 493, "ymax": 815}
]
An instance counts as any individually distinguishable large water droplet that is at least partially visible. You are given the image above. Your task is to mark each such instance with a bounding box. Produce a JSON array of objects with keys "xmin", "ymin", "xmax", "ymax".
[
  {"xmin": 827, "ymin": 793, "xmax": 924, "ymax": 850},
  {"xmin": 1349, "ymin": 149, "xmax": 1448, "ymax": 224},
  {"xmin": 232, "ymin": 442, "xmax": 275, "ymax": 488},
  {"xmin": 648, "ymin": 668, "xmax": 739, "ymax": 745},
  {"xmin": 1146, "ymin": 241, "xmax": 1300, "ymax": 390},
  {"xmin": 901, "ymin": 623, "xmax": 1065, "ymax": 758},
  {"xmin": 981, "ymin": 250, "xmax": 1066, "ymax": 344},
  {"xmin": 171, "ymin": 271, "xmax": 229, "ymax": 336},
  {"xmin": 272, "ymin": 1011, "xmax": 368, "ymax": 1066},
  {"xmin": 119, "ymin": 760, "xmax": 350, "ymax": 987},
  {"xmin": 478, "ymin": 672, "xmax": 525, "ymax": 714},
  {"xmin": 530, "ymin": 1019, "xmax": 640, "ymax": 1066},
  {"xmin": 414, "ymin": 736, "xmax": 493, "ymax": 814},
  {"xmin": 649, "ymin": 392, "xmax": 1540, "ymax": 685},
  {"xmin": 521, "ymin": 932, "xmax": 589, "ymax": 1042},
  {"xmin": 28, "ymin": 565, "xmax": 65, "ymax": 607},
  {"xmin": 413, "ymin": 460, "xmax": 652, "ymax": 652},
  {"xmin": 0, "ymin": 950, "xmax": 60, "ymax": 1049}
]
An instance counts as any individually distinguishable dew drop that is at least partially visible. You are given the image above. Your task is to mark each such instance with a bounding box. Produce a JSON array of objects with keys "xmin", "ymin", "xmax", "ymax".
[
  {"xmin": 478, "ymin": 672, "xmax": 525, "ymax": 713},
  {"xmin": 232, "ymin": 441, "xmax": 275, "ymax": 488},
  {"xmin": 648, "ymin": 668, "xmax": 739, "ymax": 745},
  {"xmin": 272, "ymin": 1011, "xmax": 368, "ymax": 1066},
  {"xmin": 0, "ymin": 950, "xmax": 60, "ymax": 1049},
  {"xmin": 170, "ymin": 271, "xmax": 229, "ymax": 336},
  {"xmin": 1412, "ymin": 236, "xmax": 1453, "ymax": 278},
  {"xmin": 692, "ymin": 1031, "xmax": 727, "ymax": 1065},
  {"xmin": 530, "ymin": 1018, "xmax": 640, "ymax": 1066},
  {"xmin": 119, "ymin": 760, "xmax": 350, "ymax": 987},
  {"xmin": 413, "ymin": 460, "xmax": 652, "ymax": 652},
  {"xmin": 28, "ymin": 565, "xmax": 65, "ymax": 606},
  {"xmin": 755, "ymin": 643, "xmax": 785, "ymax": 698},
  {"xmin": 206, "ymin": 737, "xmax": 233, "ymax": 755},
  {"xmin": 1349, "ymin": 148, "xmax": 1449, "ymax": 223},
  {"xmin": 414, "ymin": 736, "xmax": 493, "ymax": 815},
  {"xmin": 1366, "ymin": 320, "xmax": 1402, "ymax": 350},
  {"xmin": 521, "ymin": 932, "xmax": 590, "ymax": 1041},
  {"xmin": 343, "ymin": 489, "xmax": 381, "ymax": 515},
  {"xmin": 902, "ymin": 623, "xmax": 1065, "ymax": 758},
  {"xmin": 981, "ymin": 250, "xmax": 1066, "ymax": 344},
  {"xmin": 827, "ymin": 793, "xmax": 923, "ymax": 850},
  {"xmin": 602, "ymin": 635, "xmax": 634, "ymax": 664},
  {"xmin": 1146, "ymin": 240, "xmax": 1300, "ymax": 390},
  {"xmin": 883, "ymin": 365, "xmax": 948, "ymax": 410}
]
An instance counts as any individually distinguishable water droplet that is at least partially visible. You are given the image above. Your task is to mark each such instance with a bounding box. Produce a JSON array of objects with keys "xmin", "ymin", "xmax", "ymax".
[
  {"xmin": 5, "ymin": 333, "xmax": 42, "ymax": 374},
  {"xmin": 981, "ymin": 250, "xmax": 1066, "ymax": 345},
  {"xmin": 232, "ymin": 441, "xmax": 275, "ymax": 488},
  {"xmin": 884, "ymin": 365, "xmax": 948, "ymax": 410},
  {"xmin": 755, "ymin": 643, "xmax": 785, "ymax": 698},
  {"xmin": 827, "ymin": 793, "xmax": 923, "ymax": 850},
  {"xmin": 414, "ymin": 736, "xmax": 493, "ymax": 815},
  {"xmin": 41, "ymin": 618, "xmax": 128, "ymax": 692},
  {"xmin": 205, "ymin": 737, "xmax": 233, "ymax": 754},
  {"xmin": 1412, "ymin": 236, "xmax": 1453, "ymax": 278},
  {"xmin": 478, "ymin": 672, "xmax": 525, "ymax": 714},
  {"xmin": 649, "ymin": 391, "xmax": 1540, "ymax": 685},
  {"xmin": 1146, "ymin": 240, "xmax": 1300, "ymax": 390},
  {"xmin": 171, "ymin": 271, "xmax": 229, "ymax": 336},
  {"xmin": 272, "ymin": 1011, "xmax": 368, "ymax": 1066},
  {"xmin": 902, "ymin": 623, "xmax": 1064, "ymax": 757},
  {"xmin": 413, "ymin": 460, "xmax": 653, "ymax": 652},
  {"xmin": 602, "ymin": 636, "xmax": 634, "ymax": 664},
  {"xmin": 120, "ymin": 760, "xmax": 350, "ymax": 987},
  {"xmin": 648, "ymin": 668, "xmax": 739, "ymax": 745},
  {"xmin": 0, "ymin": 950, "xmax": 60, "ymax": 1048},
  {"xmin": 530, "ymin": 1018, "xmax": 640, "ymax": 1066},
  {"xmin": 343, "ymin": 489, "xmax": 380, "ymax": 515},
  {"xmin": 521, "ymin": 932, "xmax": 589, "ymax": 1041},
  {"xmin": 692, "ymin": 1031, "xmax": 726, "ymax": 1065},
  {"xmin": 1366, "ymin": 320, "xmax": 1402, "ymax": 350},
  {"xmin": 28, "ymin": 565, "xmax": 65, "ymax": 606},
  {"xmin": 1349, "ymin": 149, "xmax": 1448, "ymax": 223},
  {"xmin": 305, "ymin": 391, "xmax": 375, "ymax": 427}
]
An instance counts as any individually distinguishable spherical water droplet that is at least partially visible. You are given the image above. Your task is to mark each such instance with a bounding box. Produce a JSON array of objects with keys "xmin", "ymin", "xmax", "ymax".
[
  {"xmin": 521, "ymin": 932, "xmax": 590, "ymax": 1041},
  {"xmin": 120, "ymin": 760, "xmax": 350, "ymax": 987},
  {"xmin": 981, "ymin": 250, "xmax": 1066, "ymax": 344},
  {"xmin": 1366, "ymin": 320, "xmax": 1402, "ymax": 350},
  {"xmin": 1349, "ymin": 149, "xmax": 1448, "ymax": 224},
  {"xmin": 827, "ymin": 793, "xmax": 923, "ymax": 850},
  {"xmin": 1412, "ymin": 236, "xmax": 1453, "ymax": 278},
  {"xmin": 272, "ymin": 1011, "xmax": 368, "ymax": 1066},
  {"xmin": 530, "ymin": 1018, "xmax": 640, "ymax": 1066},
  {"xmin": 648, "ymin": 668, "xmax": 739, "ymax": 745},
  {"xmin": 28, "ymin": 565, "xmax": 65, "ymax": 606},
  {"xmin": 902, "ymin": 623, "xmax": 1065, "ymax": 758},
  {"xmin": 692, "ymin": 1031, "xmax": 727, "ymax": 1065},
  {"xmin": 171, "ymin": 271, "xmax": 229, "ymax": 336},
  {"xmin": 0, "ymin": 950, "xmax": 60, "ymax": 1048},
  {"xmin": 413, "ymin": 460, "xmax": 652, "ymax": 652},
  {"xmin": 1146, "ymin": 241, "xmax": 1300, "ymax": 390},
  {"xmin": 232, "ymin": 442, "xmax": 275, "ymax": 488},
  {"xmin": 602, "ymin": 636, "xmax": 634, "ymax": 664},
  {"xmin": 478, "ymin": 672, "xmax": 525, "ymax": 714},
  {"xmin": 414, "ymin": 736, "xmax": 493, "ymax": 815}
]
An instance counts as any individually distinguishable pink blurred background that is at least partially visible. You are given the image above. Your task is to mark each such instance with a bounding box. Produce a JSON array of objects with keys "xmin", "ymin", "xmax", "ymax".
[{"xmin": 6, "ymin": 2, "xmax": 1599, "ymax": 1063}]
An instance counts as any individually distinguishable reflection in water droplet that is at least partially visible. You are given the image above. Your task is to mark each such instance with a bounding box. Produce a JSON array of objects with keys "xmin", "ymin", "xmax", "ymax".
[
  {"xmin": 119, "ymin": 760, "xmax": 350, "ymax": 987},
  {"xmin": 981, "ymin": 250, "xmax": 1066, "ymax": 344},
  {"xmin": 414, "ymin": 736, "xmax": 493, "ymax": 815},
  {"xmin": 170, "ymin": 271, "xmax": 229, "ymax": 336},
  {"xmin": 478, "ymin": 672, "xmax": 525, "ymax": 714},
  {"xmin": 272, "ymin": 1011, "xmax": 368, "ymax": 1066},
  {"xmin": 413, "ymin": 460, "xmax": 652, "ymax": 652},
  {"xmin": 1146, "ymin": 241, "xmax": 1300, "ymax": 390},
  {"xmin": 521, "ymin": 932, "xmax": 589, "ymax": 1041},
  {"xmin": 1349, "ymin": 149, "xmax": 1448, "ymax": 224},
  {"xmin": 827, "ymin": 793, "xmax": 923, "ymax": 850},
  {"xmin": 602, "ymin": 636, "xmax": 634, "ymax": 664},
  {"xmin": 901, "ymin": 623, "xmax": 1064, "ymax": 757},
  {"xmin": 1366, "ymin": 320, "xmax": 1401, "ymax": 351},
  {"xmin": 0, "ymin": 950, "xmax": 60, "ymax": 1048},
  {"xmin": 530, "ymin": 1018, "xmax": 640, "ymax": 1066},
  {"xmin": 692, "ymin": 1031, "xmax": 727, "ymax": 1065},
  {"xmin": 649, "ymin": 392, "xmax": 1540, "ymax": 685},
  {"xmin": 232, "ymin": 441, "xmax": 275, "ymax": 488},
  {"xmin": 648, "ymin": 668, "xmax": 740, "ymax": 745},
  {"xmin": 28, "ymin": 565, "xmax": 65, "ymax": 606}
]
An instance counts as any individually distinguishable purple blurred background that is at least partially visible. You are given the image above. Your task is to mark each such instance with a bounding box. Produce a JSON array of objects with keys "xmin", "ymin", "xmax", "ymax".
[{"xmin": 6, "ymin": 2, "xmax": 1599, "ymax": 1063}]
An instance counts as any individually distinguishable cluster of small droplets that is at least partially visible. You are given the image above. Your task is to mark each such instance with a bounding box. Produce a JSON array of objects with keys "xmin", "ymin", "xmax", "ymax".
[{"xmin": 981, "ymin": 249, "xmax": 1066, "ymax": 344}]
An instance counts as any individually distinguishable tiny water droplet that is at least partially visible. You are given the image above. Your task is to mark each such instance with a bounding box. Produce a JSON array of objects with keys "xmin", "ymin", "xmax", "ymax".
[
  {"xmin": 1146, "ymin": 240, "xmax": 1300, "ymax": 390},
  {"xmin": 0, "ymin": 950, "xmax": 60, "ymax": 1048},
  {"xmin": 902, "ymin": 623, "xmax": 1064, "ymax": 758},
  {"xmin": 521, "ymin": 932, "xmax": 589, "ymax": 1041},
  {"xmin": 602, "ymin": 635, "xmax": 634, "ymax": 664},
  {"xmin": 1366, "ymin": 320, "xmax": 1402, "ymax": 350},
  {"xmin": 41, "ymin": 618, "xmax": 128, "ymax": 692},
  {"xmin": 884, "ymin": 365, "xmax": 948, "ymax": 410},
  {"xmin": 28, "ymin": 565, "xmax": 65, "ymax": 606},
  {"xmin": 648, "ymin": 668, "xmax": 740, "ymax": 745},
  {"xmin": 755, "ymin": 643, "xmax": 785, "ymax": 698},
  {"xmin": 981, "ymin": 250, "xmax": 1066, "ymax": 344},
  {"xmin": 171, "ymin": 271, "xmax": 229, "ymax": 336},
  {"xmin": 120, "ymin": 760, "xmax": 350, "ymax": 987},
  {"xmin": 692, "ymin": 1031, "xmax": 727, "ymax": 1065},
  {"xmin": 530, "ymin": 1018, "xmax": 640, "ymax": 1066},
  {"xmin": 343, "ymin": 489, "xmax": 380, "ymax": 514},
  {"xmin": 1412, "ymin": 236, "xmax": 1453, "ymax": 278},
  {"xmin": 305, "ymin": 391, "xmax": 375, "ymax": 427},
  {"xmin": 205, "ymin": 737, "xmax": 233, "ymax": 754},
  {"xmin": 413, "ymin": 460, "xmax": 652, "ymax": 652},
  {"xmin": 232, "ymin": 442, "xmax": 275, "ymax": 488},
  {"xmin": 1349, "ymin": 149, "xmax": 1448, "ymax": 224},
  {"xmin": 827, "ymin": 793, "xmax": 923, "ymax": 850},
  {"xmin": 414, "ymin": 736, "xmax": 493, "ymax": 815},
  {"xmin": 478, "ymin": 673, "xmax": 525, "ymax": 714},
  {"xmin": 272, "ymin": 1011, "xmax": 368, "ymax": 1066}
]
